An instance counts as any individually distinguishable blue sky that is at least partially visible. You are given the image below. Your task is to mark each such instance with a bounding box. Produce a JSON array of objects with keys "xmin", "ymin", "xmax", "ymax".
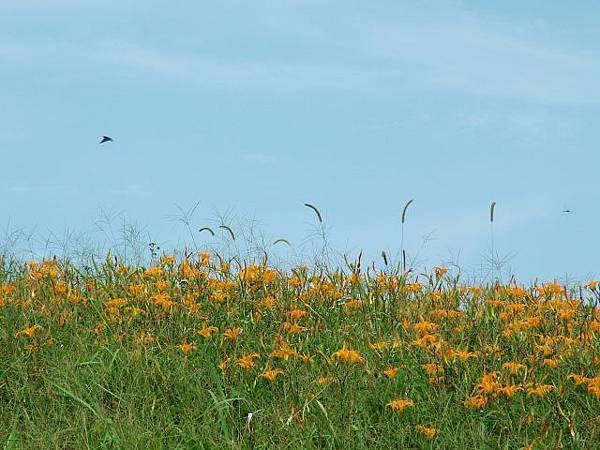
[{"xmin": 1, "ymin": 1, "xmax": 599, "ymax": 281}]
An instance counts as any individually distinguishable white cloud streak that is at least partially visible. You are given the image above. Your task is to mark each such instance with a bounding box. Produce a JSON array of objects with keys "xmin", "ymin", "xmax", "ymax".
[
  {"xmin": 2, "ymin": 13, "xmax": 600, "ymax": 105},
  {"xmin": 367, "ymin": 19, "xmax": 600, "ymax": 105},
  {"xmin": 241, "ymin": 153, "xmax": 278, "ymax": 166},
  {"xmin": 98, "ymin": 42, "xmax": 370, "ymax": 91},
  {"xmin": 6, "ymin": 185, "xmax": 78, "ymax": 194}
]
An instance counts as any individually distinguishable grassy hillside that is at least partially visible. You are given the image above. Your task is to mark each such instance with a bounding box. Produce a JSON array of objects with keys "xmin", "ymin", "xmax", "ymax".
[{"xmin": 1, "ymin": 254, "xmax": 599, "ymax": 449}]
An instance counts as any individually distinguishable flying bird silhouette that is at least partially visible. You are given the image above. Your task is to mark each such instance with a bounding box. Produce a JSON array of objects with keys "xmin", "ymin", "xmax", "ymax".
[
  {"xmin": 100, "ymin": 136, "xmax": 114, "ymax": 144},
  {"xmin": 563, "ymin": 209, "xmax": 572, "ymax": 213}
]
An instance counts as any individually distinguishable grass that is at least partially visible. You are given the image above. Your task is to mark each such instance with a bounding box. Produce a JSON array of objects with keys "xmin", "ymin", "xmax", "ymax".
[{"xmin": 1, "ymin": 253, "xmax": 600, "ymax": 449}]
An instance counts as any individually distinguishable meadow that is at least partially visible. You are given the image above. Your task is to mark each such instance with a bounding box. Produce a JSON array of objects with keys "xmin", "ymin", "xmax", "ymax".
[{"xmin": 1, "ymin": 249, "xmax": 600, "ymax": 449}]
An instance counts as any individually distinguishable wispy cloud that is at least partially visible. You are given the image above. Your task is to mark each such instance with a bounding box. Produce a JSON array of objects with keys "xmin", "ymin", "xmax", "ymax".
[
  {"xmin": 241, "ymin": 153, "xmax": 278, "ymax": 166},
  {"xmin": 3, "ymin": 11, "xmax": 600, "ymax": 105},
  {"xmin": 367, "ymin": 19, "xmax": 600, "ymax": 105},
  {"xmin": 455, "ymin": 109, "xmax": 581, "ymax": 145},
  {"xmin": 6, "ymin": 184, "xmax": 78, "ymax": 194},
  {"xmin": 0, "ymin": 40, "xmax": 83, "ymax": 68},
  {"xmin": 97, "ymin": 15, "xmax": 600, "ymax": 104},
  {"xmin": 98, "ymin": 42, "xmax": 370, "ymax": 91}
]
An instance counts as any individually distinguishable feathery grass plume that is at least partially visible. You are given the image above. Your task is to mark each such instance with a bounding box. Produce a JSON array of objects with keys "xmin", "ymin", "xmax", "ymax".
[
  {"xmin": 357, "ymin": 250, "xmax": 363, "ymax": 272},
  {"xmin": 198, "ymin": 227, "xmax": 215, "ymax": 236},
  {"xmin": 302, "ymin": 202, "xmax": 331, "ymax": 265},
  {"xmin": 401, "ymin": 199, "xmax": 413, "ymax": 225},
  {"xmin": 489, "ymin": 201, "xmax": 497, "ymax": 280},
  {"xmin": 401, "ymin": 199, "xmax": 413, "ymax": 271},
  {"xmin": 304, "ymin": 203, "xmax": 323, "ymax": 223},
  {"xmin": 273, "ymin": 239, "xmax": 291, "ymax": 246},
  {"xmin": 219, "ymin": 225, "xmax": 236, "ymax": 240}
]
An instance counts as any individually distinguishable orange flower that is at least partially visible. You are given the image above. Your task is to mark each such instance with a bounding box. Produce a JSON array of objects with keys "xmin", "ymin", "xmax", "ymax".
[
  {"xmin": 588, "ymin": 384, "xmax": 600, "ymax": 399},
  {"xmin": 128, "ymin": 283, "xmax": 145, "ymax": 296},
  {"xmin": 447, "ymin": 348, "xmax": 477, "ymax": 363},
  {"xmin": 143, "ymin": 266, "xmax": 164, "ymax": 278},
  {"xmin": 234, "ymin": 353, "xmax": 260, "ymax": 370},
  {"xmin": 153, "ymin": 293, "xmax": 176, "ymax": 310},
  {"xmin": 106, "ymin": 298, "xmax": 127, "ymax": 309},
  {"xmin": 383, "ymin": 367, "xmax": 399, "ymax": 379},
  {"xmin": 261, "ymin": 296, "xmax": 276, "ymax": 308},
  {"xmin": 542, "ymin": 358, "xmax": 559, "ymax": 369},
  {"xmin": 315, "ymin": 376, "xmax": 334, "ymax": 386},
  {"xmin": 288, "ymin": 308, "xmax": 307, "ymax": 321},
  {"xmin": 421, "ymin": 363, "xmax": 443, "ymax": 376},
  {"xmin": 502, "ymin": 362, "xmax": 526, "ymax": 376},
  {"xmin": 68, "ymin": 293, "xmax": 87, "ymax": 304},
  {"xmin": 404, "ymin": 282, "xmax": 423, "ymax": 293},
  {"xmin": 116, "ymin": 265, "xmax": 129, "ymax": 275},
  {"xmin": 52, "ymin": 282, "xmax": 68, "ymax": 296},
  {"xmin": 414, "ymin": 333, "xmax": 442, "ymax": 349},
  {"xmin": 283, "ymin": 321, "xmax": 305, "ymax": 334},
  {"xmin": 331, "ymin": 346, "xmax": 364, "ymax": 364},
  {"xmin": 568, "ymin": 374, "xmax": 590, "ymax": 386},
  {"xmin": 261, "ymin": 368, "xmax": 285, "ymax": 381},
  {"xmin": 414, "ymin": 321, "xmax": 438, "ymax": 335},
  {"xmin": 211, "ymin": 290, "xmax": 228, "ymax": 303},
  {"xmin": 160, "ymin": 255, "xmax": 176, "ymax": 265},
  {"xmin": 198, "ymin": 252, "xmax": 211, "ymax": 267},
  {"xmin": 434, "ymin": 266, "xmax": 448, "ymax": 277},
  {"xmin": 497, "ymin": 385, "xmax": 522, "ymax": 399},
  {"xmin": 178, "ymin": 342, "xmax": 197, "ymax": 356},
  {"xmin": 386, "ymin": 398, "xmax": 414, "ymax": 412},
  {"xmin": 155, "ymin": 280, "xmax": 170, "ymax": 291},
  {"xmin": 478, "ymin": 372, "xmax": 500, "ymax": 395},
  {"xmin": 344, "ymin": 299, "xmax": 364, "ymax": 309},
  {"xmin": 223, "ymin": 327, "xmax": 242, "ymax": 340},
  {"xmin": 527, "ymin": 384, "xmax": 554, "ymax": 397},
  {"xmin": 270, "ymin": 345, "xmax": 298, "ymax": 360},
  {"xmin": 464, "ymin": 394, "xmax": 488, "ymax": 409},
  {"xmin": 1, "ymin": 283, "xmax": 16, "ymax": 295},
  {"xmin": 16, "ymin": 324, "xmax": 43, "ymax": 338},
  {"xmin": 415, "ymin": 424, "xmax": 437, "ymax": 439},
  {"xmin": 198, "ymin": 326, "xmax": 218, "ymax": 338}
]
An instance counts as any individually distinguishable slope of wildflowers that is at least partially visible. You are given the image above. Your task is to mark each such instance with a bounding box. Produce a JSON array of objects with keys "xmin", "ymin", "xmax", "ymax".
[{"xmin": 1, "ymin": 253, "xmax": 600, "ymax": 449}]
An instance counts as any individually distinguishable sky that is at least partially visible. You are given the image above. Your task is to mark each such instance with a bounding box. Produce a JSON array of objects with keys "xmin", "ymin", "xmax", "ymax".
[{"xmin": 1, "ymin": 1, "xmax": 599, "ymax": 282}]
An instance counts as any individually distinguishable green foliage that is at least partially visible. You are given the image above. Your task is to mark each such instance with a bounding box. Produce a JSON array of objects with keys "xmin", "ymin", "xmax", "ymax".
[{"xmin": 0, "ymin": 257, "xmax": 599, "ymax": 449}]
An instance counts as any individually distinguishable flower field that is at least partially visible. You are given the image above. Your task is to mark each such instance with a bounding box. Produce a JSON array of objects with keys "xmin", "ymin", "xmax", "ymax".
[{"xmin": 1, "ymin": 254, "xmax": 600, "ymax": 449}]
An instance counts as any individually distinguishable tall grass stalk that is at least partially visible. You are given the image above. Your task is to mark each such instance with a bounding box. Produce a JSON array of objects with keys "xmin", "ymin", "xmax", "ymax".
[{"xmin": 400, "ymin": 199, "xmax": 413, "ymax": 272}]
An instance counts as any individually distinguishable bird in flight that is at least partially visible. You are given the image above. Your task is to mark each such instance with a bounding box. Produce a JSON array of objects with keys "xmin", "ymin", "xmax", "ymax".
[
  {"xmin": 100, "ymin": 136, "xmax": 114, "ymax": 144},
  {"xmin": 563, "ymin": 209, "xmax": 572, "ymax": 214}
]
